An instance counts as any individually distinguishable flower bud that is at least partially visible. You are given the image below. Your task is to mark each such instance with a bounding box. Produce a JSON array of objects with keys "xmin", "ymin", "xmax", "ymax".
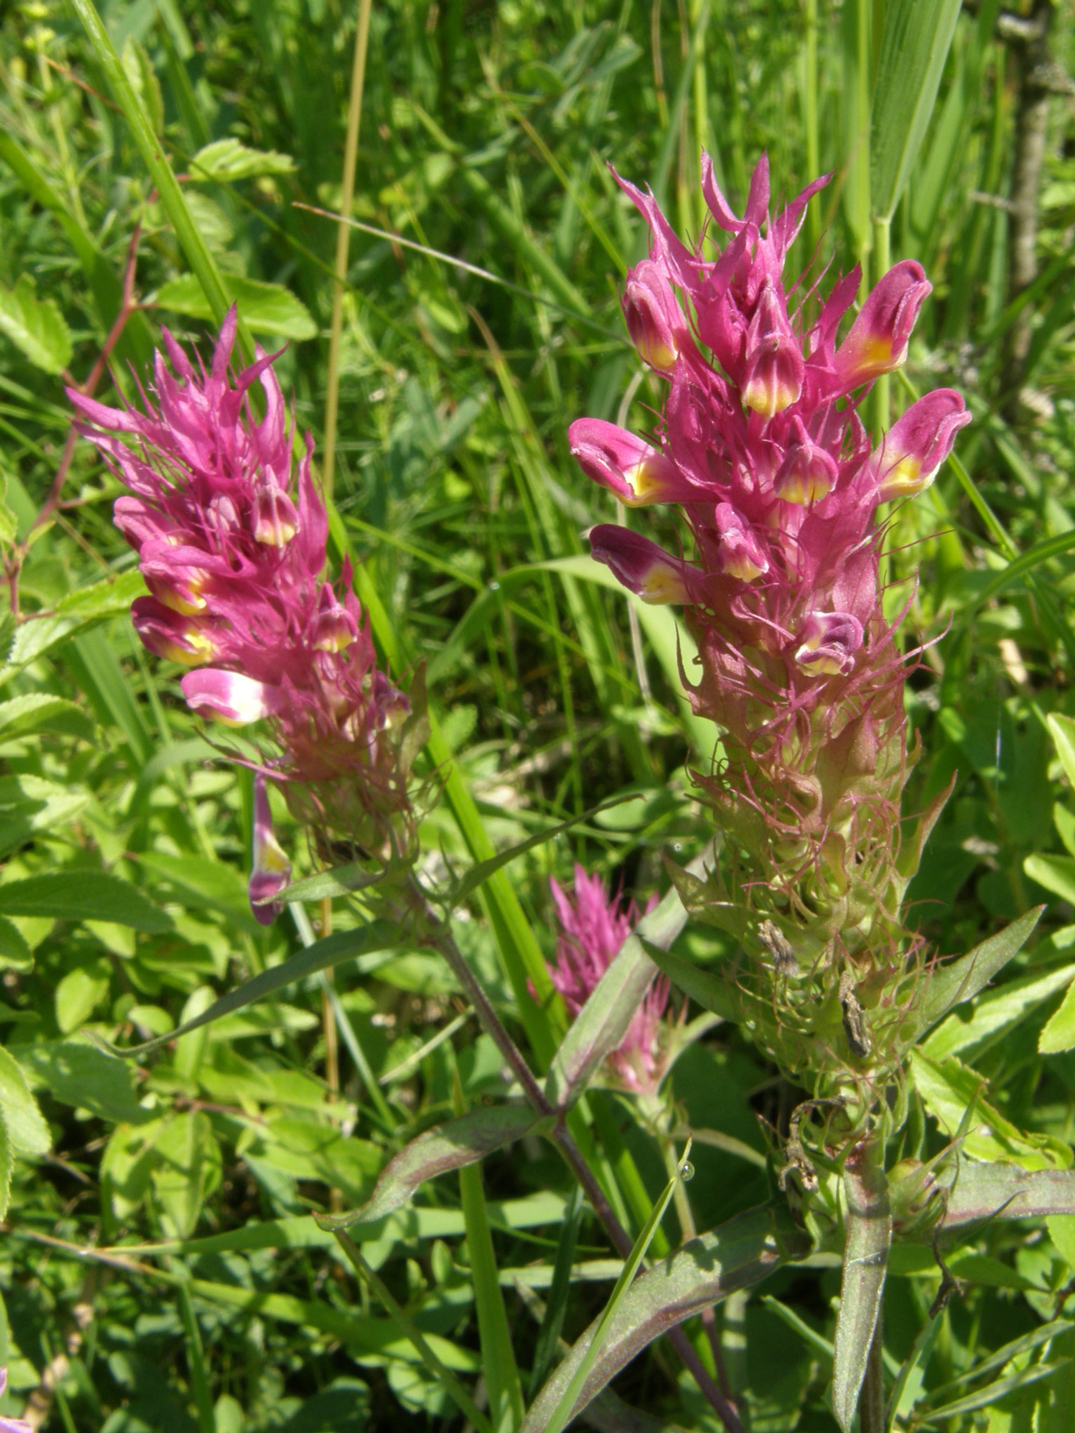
[
  {"xmin": 252, "ymin": 480, "xmax": 300, "ymax": 547},
  {"xmin": 740, "ymin": 280, "xmax": 803, "ymax": 418},
  {"xmin": 835, "ymin": 261, "xmax": 931, "ymax": 390},
  {"xmin": 588, "ymin": 524, "xmax": 696, "ymax": 605},
  {"xmin": 131, "ymin": 597, "xmax": 219, "ymax": 666},
  {"xmin": 181, "ymin": 670, "xmax": 282, "ymax": 726},
  {"xmin": 623, "ymin": 259, "xmax": 685, "ymax": 374},
  {"xmin": 794, "ymin": 610, "xmax": 863, "ymax": 676},
  {"xmin": 773, "ymin": 418, "xmax": 839, "ymax": 504},
  {"xmin": 140, "ymin": 542, "xmax": 211, "ymax": 615},
  {"xmin": 312, "ymin": 584, "xmax": 358, "ymax": 653},
  {"xmin": 568, "ymin": 418, "xmax": 692, "ymax": 506},
  {"xmin": 871, "ymin": 390, "xmax": 972, "ymax": 501},
  {"xmin": 248, "ymin": 774, "xmax": 291, "ymax": 925},
  {"xmin": 714, "ymin": 503, "xmax": 769, "ymax": 580}
]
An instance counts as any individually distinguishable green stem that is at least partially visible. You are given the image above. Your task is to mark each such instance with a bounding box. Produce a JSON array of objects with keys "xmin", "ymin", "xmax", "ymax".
[
  {"xmin": 802, "ymin": 0, "xmax": 821, "ymax": 260},
  {"xmin": 860, "ymin": 1315, "xmax": 885, "ymax": 1433}
]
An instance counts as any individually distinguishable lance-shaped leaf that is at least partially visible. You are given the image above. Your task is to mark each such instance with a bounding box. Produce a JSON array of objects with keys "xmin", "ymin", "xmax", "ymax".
[
  {"xmin": 520, "ymin": 1204, "xmax": 807, "ymax": 1433},
  {"xmin": 639, "ymin": 940, "xmax": 740, "ymax": 1022},
  {"xmin": 911, "ymin": 906, "xmax": 1044, "ymax": 1039},
  {"xmin": 832, "ymin": 1140, "xmax": 891, "ymax": 1433},
  {"xmin": 941, "ymin": 1161, "xmax": 1075, "ymax": 1230},
  {"xmin": 543, "ymin": 881, "xmax": 690, "ymax": 1110},
  {"xmin": 317, "ymin": 1104, "xmax": 553, "ymax": 1233}
]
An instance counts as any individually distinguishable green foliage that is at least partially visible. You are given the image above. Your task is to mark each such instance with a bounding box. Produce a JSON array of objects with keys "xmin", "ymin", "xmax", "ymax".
[{"xmin": 1, "ymin": 0, "xmax": 1075, "ymax": 1429}]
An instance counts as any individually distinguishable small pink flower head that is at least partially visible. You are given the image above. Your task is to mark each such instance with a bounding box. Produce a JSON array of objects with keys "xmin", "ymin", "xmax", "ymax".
[
  {"xmin": 568, "ymin": 418, "xmax": 694, "ymax": 507},
  {"xmin": 249, "ymin": 773, "xmax": 291, "ymax": 924},
  {"xmin": 622, "ymin": 259, "xmax": 687, "ymax": 374},
  {"xmin": 714, "ymin": 503, "xmax": 769, "ymax": 581},
  {"xmin": 549, "ymin": 865, "xmax": 668, "ymax": 1095},
  {"xmin": 587, "ymin": 524, "xmax": 696, "ymax": 605},
  {"xmin": 740, "ymin": 279, "xmax": 804, "ymax": 418},
  {"xmin": 0, "ymin": 1370, "xmax": 31, "ymax": 1433},
  {"xmin": 773, "ymin": 417, "xmax": 839, "ymax": 505},
  {"xmin": 870, "ymin": 389, "xmax": 972, "ymax": 501},
  {"xmin": 834, "ymin": 261, "xmax": 932, "ymax": 389},
  {"xmin": 794, "ymin": 610, "xmax": 864, "ymax": 677}
]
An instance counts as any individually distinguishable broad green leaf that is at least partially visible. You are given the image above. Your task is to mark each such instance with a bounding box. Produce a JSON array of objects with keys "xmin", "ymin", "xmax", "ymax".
[
  {"xmin": 0, "ymin": 775, "xmax": 90, "ymax": 857},
  {"xmin": 913, "ymin": 907, "xmax": 1044, "ymax": 1036},
  {"xmin": 105, "ymin": 919, "xmax": 399, "ymax": 1056},
  {"xmin": 0, "ymin": 275, "xmax": 72, "ymax": 374},
  {"xmin": 520, "ymin": 1203, "xmax": 806, "ymax": 1433},
  {"xmin": 871, "ymin": 0, "xmax": 962, "ymax": 222},
  {"xmin": 832, "ymin": 1141, "xmax": 891, "ymax": 1432},
  {"xmin": 924, "ymin": 963, "xmax": 1075, "ymax": 1060},
  {"xmin": 137, "ymin": 851, "xmax": 260, "ymax": 931},
  {"xmin": 0, "ymin": 694, "xmax": 94, "ymax": 741},
  {"xmin": 3, "ymin": 569, "xmax": 146, "ymax": 674},
  {"xmin": 910, "ymin": 1049, "xmax": 1071, "ymax": 1169},
  {"xmin": 155, "ymin": 274, "xmax": 317, "ymax": 340},
  {"xmin": 1026, "ymin": 853, "xmax": 1075, "ymax": 906},
  {"xmin": 544, "ymin": 879, "xmax": 690, "ymax": 1109},
  {"xmin": 190, "ymin": 137, "xmax": 295, "ymax": 181},
  {"xmin": 1047, "ymin": 713, "xmax": 1075, "ymax": 790},
  {"xmin": 152, "ymin": 1111, "xmax": 221, "ymax": 1239},
  {"xmin": 55, "ymin": 957, "xmax": 112, "ymax": 1033},
  {"xmin": 0, "ymin": 1046, "xmax": 50, "ymax": 1157},
  {"xmin": 0, "ymin": 917, "xmax": 32, "ymax": 973},
  {"xmin": 1039, "ymin": 978, "xmax": 1075, "ymax": 1054},
  {"xmin": 318, "ymin": 1104, "xmax": 552, "ymax": 1232},
  {"xmin": 0, "ymin": 871, "xmax": 171, "ymax": 933},
  {"xmin": 21, "ymin": 1039, "xmax": 147, "ymax": 1124}
]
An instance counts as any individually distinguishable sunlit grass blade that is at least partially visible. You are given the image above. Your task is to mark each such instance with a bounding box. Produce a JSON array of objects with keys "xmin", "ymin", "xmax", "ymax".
[{"xmin": 528, "ymin": 1185, "xmax": 584, "ymax": 1400}]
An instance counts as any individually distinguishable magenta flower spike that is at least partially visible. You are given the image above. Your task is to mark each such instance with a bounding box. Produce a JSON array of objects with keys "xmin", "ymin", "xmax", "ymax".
[
  {"xmin": 549, "ymin": 866, "xmax": 668, "ymax": 1095},
  {"xmin": 70, "ymin": 309, "xmax": 423, "ymax": 896},
  {"xmin": 571, "ymin": 153, "xmax": 973, "ymax": 1098}
]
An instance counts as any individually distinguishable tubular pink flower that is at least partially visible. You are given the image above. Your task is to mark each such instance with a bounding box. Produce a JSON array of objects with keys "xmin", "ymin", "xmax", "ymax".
[
  {"xmin": 549, "ymin": 866, "xmax": 668, "ymax": 1095},
  {"xmin": 773, "ymin": 418, "xmax": 839, "ymax": 505},
  {"xmin": 71, "ymin": 308, "xmax": 421, "ymax": 866},
  {"xmin": 622, "ymin": 259, "xmax": 688, "ymax": 374},
  {"xmin": 714, "ymin": 503, "xmax": 769, "ymax": 581},
  {"xmin": 568, "ymin": 418, "xmax": 695, "ymax": 506},
  {"xmin": 588, "ymin": 525, "xmax": 697, "ymax": 604},
  {"xmin": 834, "ymin": 260, "xmax": 932, "ymax": 388},
  {"xmin": 870, "ymin": 389, "xmax": 972, "ymax": 501},
  {"xmin": 794, "ymin": 611, "xmax": 864, "ymax": 677},
  {"xmin": 740, "ymin": 279, "xmax": 804, "ymax": 418},
  {"xmin": 249, "ymin": 773, "xmax": 291, "ymax": 924}
]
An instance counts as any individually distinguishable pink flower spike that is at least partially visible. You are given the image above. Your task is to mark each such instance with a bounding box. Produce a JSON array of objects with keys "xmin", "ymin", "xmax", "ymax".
[
  {"xmin": 872, "ymin": 390, "xmax": 972, "ymax": 501},
  {"xmin": 773, "ymin": 418, "xmax": 839, "ymax": 505},
  {"xmin": 569, "ymin": 418, "xmax": 690, "ymax": 506},
  {"xmin": 740, "ymin": 280, "xmax": 803, "ymax": 418},
  {"xmin": 249, "ymin": 774, "xmax": 291, "ymax": 924},
  {"xmin": 622, "ymin": 260, "xmax": 686, "ymax": 374},
  {"xmin": 835, "ymin": 261, "xmax": 932, "ymax": 390},
  {"xmin": 794, "ymin": 611, "xmax": 864, "ymax": 676},
  {"xmin": 0, "ymin": 1370, "xmax": 31, "ymax": 1433},
  {"xmin": 714, "ymin": 503, "xmax": 769, "ymax": 580},
  {"xmin": 588, "ymin": 524, "xmax": 696, "ymax": 604},
  {"xmin": 181, "ymin": 670, "xmax": 282, "ymax": 726}
]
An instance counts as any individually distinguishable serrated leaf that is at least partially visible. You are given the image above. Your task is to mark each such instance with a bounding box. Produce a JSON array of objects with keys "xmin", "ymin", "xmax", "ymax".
[
  {"xmin": 871, "ymin": 0, "xmax": 962, "ymax": 222},
  {"xmin": 3, "ymin": 569, "xmax": 146, "ymax": 673},
  {"xmin": 155, "ymin": 274, "xmax": 317, "ymax": 340},
  {"xmin": 832, "ymin": 1142, "xmax": 891, "ymax": 1432},
  {"xmin": 1039, "ymin": 978, "xmax": 1075, "ymax": 1054},
  {"xmin": 924, "ymin": 963, "xmax": 1075, "ymax": 1061},
  {"xmin": 189, "ymin": 137, "xmax": 295, "ymax": 182},
  {"xmin": 0, "ymin": 775, "xmax": 90, "ymax": 857},
  {"xmin": 0, "ymin": 694, "xmax": 94, "ymax": 741},
  {"xmin": 0, "ymin": 917, "xmax": 32, "ymax": 973},
  {"xmin": 520, "ymin": 1204, "xmax": 806, "ymax": 1433},
  {"xmin": 914, "ymin": 907, "xmax": 1044, "ymax": 1037},
  {"xmin": 0, "ymin": 1046, "xmax": 50, "ymax": 1156},
  {"xmin": 544, "ymin": 880, "xmax": 689, "ymax": 1109},
  {"xmin": 0, "ymin": 871, "xmax": 171, "ymax": 933},
  {"xmin": 320, "ymin": 1105, "xmax": 551, "ymax": 1233},
  {"xmin": 0, "ymin": 276, "xmax": 72, "ymax": 374}
]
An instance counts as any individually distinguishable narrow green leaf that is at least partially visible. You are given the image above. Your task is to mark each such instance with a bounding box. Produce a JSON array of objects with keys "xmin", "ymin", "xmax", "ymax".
[
  {"xmin": 521, "ymin": 1202, "xmax": 805, "ymax": 1433},
  {"xmin": 1040, "ymin": 978, "xmax": 1075, "ymax": 1054},
  {"xmin": 544, "ymin": 880, "xmax": 689, "ymax": 1109},
  {"xmin": 0, "ymin": 871, "xmax": 171, "ymax": 933},
  {"xmin": 1026, "ymin": 853, "xmax": 1075, "ymax": 907},
  {"xmin": 640, "ymin": 939, "xmax": 739, "ymax": 1022},
  {"xmin": 832, "ymin": 1141, "xmax": 891, "ymax": 1433},
  {"xmin": 529, "ymin": 1186, "xmax": 583, "ymax": 1400},
  {"xmin": 1047, "ymin": 714, "xmax": 1075, "ymax": 791},
  {"xmin": 0, "ymin": 1112, "xmax": 11, "ymax": 1221},
  {"xmin": 919, "ymin": 1359, "xmax": 1068, "ymax": 1422},
  {"xmin": 155, "ymin": 274, "xmax": 317, "ymax": 340},
  {"xmin": 914, "ymin": 907, "xmax": 1044, "ymax": 1035},
  {"xmin": 871, "ymin": 0, "xmax": 962, "ymax": 221},
  {"xmin": 102, "ymin": 919, "xmax": 399, "ymax": 1057},
  {"xmin": 189, "ymin": 138, "xmax": 295, "ymax": 182},
  {"xmin": 941, "ymin": 1162, "xmax": 1075, "ymax": 1230},
  {"xmin": 924, "ymin": 963, "xmax": 1075, "ymax": 1061},
  {"xmin": 0, "ymin": 276, "xmax": 73, "ymax": 375},
  {"xmin": 317, "ymin": 1104, "xmax": 551, "ymax": 1232}
]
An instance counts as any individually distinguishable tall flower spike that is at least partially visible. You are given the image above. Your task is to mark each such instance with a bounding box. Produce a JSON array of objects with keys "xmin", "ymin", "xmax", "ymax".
[
  {"xmin": 70, "ymin": 308, "xmax": 424, "ymax": 897},
  {"xmin": 549, "ymin": 866, "xmax": 668, "ymax": 1096}
]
